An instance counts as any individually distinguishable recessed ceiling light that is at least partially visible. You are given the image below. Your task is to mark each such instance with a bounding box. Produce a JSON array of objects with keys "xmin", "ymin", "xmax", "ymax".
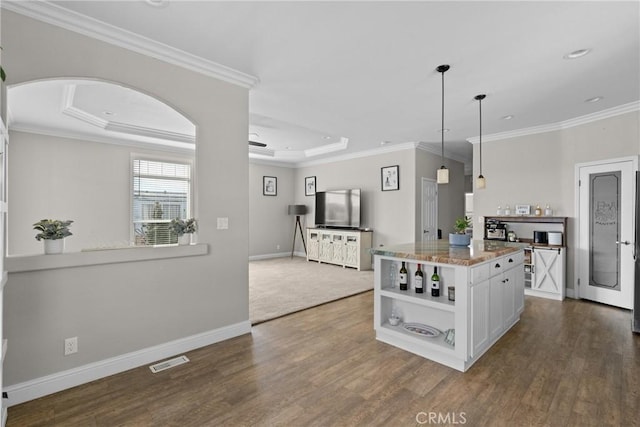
[
  {"xmin": 103, "ymin": 111, "xmax": 114, "ymax": 116},
  {"xmin": 285, "ymin": 146, "xmax": 292, "ymax": 150},
  {"xmin": 585, "ymin": 96, "xmax": 603, "ymax": 103},
  {"xmin": 323, "ymin": 136, "xmax": 332, "ymax": 140},
  {"xmin": 380, "ymin": 140, "xmax": 391, "ymax": 145},
  {"xmin": 437, "ymin": 128, "xmax": 450, "ymax": 133},
  {"xmin": 563, "ymin": 49, "xmax": 591, "ymax": 59},
  {"xmin": 145, "ymin": 0, "xmax": 169, "ymax": 7},
  {"xmin": 502, "ymin": 115, "xmax": 514, "ymax": 120}
]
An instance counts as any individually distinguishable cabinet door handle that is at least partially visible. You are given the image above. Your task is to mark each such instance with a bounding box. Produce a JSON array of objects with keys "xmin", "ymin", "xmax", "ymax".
[
  {"xmin": 495, "ymin": 263, "xmax": 501, "ymax": 268},
  {"xmin": 508, "ymin": 258, "xmax": 514, "ymax": 263}
]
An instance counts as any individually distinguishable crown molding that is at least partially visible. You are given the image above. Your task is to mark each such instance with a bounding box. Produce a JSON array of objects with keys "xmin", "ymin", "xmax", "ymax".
[
  {"xmin": 61, "ymin": 83, "xmax": 196, "ymax": 144},
  {"xmin": 467, "ymin": 100, "xmax": 640, "ymax": 144},
  {"xmin": 9, "ymin": 124, "xmax": 195, "ymax": 155},
  {"xmin": 2, "ymin": 1, "xmax": 259, "ymax": 89},
  {"xmin": 105, "ymin": 121, "xmax": 195, "ymax": 144},
  {"xmin": 415, "ymin": 141, "xmax": 469, "ymax": 165},
  {"xmin": 248, "ymin": 157, "xmax": 296, "ymax": 168},
  {"xmin": 303, "ymin": 137, "xmax": 349, "ymax": 157},
  {"xmin": 295, "ymin": 141, "xmax": 419, "ymax": 168}
]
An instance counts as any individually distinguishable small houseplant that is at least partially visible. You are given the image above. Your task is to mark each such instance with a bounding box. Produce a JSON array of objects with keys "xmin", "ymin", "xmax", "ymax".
[
  {"xmin": 169, "ymin": 218, "xmax": 197, "ymax": 245},
  {"xmin": 33, "ymin": 219, "xmax": 73, "ymax": 254},
  {"xmin": 449, "ymin": 216, "xmax": 472, "ymax": 247}
]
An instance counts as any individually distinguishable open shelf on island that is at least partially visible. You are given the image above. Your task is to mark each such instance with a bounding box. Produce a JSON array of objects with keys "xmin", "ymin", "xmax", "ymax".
[
  {"xmin": 380, "ymin": 322, "xmax": 455, "ymax": 354},
  {"xmin": 380, "ymin": 287, "xmax": 455, "ymax": 312}
]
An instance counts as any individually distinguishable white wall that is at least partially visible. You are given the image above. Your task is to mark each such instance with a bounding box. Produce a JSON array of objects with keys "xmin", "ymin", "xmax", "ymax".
[
  {"xmin": 473, "ymin": 111, "xmax": 640, "ymax": 292},
  {"xmin": 3, "ymin": 10, "xmax": 249, "ymax": 388}
]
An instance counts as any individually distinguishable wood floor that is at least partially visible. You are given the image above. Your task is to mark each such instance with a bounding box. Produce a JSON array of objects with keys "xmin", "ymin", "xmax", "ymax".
[{"xmin": 8, "ymin": 292, "xmax": 640, "ymax": 426}]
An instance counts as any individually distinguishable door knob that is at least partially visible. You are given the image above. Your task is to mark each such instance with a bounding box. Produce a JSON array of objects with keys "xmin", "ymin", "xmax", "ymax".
[{"xmin": 616, "ymin": 240, "xmax": 631, "ymax": 245}]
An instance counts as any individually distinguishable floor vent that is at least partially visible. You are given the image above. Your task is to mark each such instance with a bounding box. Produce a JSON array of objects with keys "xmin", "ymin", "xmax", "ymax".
[{"xmin": 149, "ymin": 355, "xmax": 190, "ymax": 373}]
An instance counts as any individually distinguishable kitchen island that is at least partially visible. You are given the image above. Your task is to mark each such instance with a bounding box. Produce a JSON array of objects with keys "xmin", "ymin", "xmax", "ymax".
[{"xmin": 371, "ymin": 240, "xmax": 525, "ymax": 372}]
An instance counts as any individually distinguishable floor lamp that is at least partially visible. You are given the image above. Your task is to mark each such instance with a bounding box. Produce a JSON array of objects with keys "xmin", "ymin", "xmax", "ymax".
[{"xmin": 288, "ymin": 204, "xmax": 307, "ymax": 258}]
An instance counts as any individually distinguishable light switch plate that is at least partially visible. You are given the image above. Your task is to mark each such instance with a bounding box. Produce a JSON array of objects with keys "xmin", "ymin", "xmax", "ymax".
[{"xmin": 217, "ymin": 217, "xmax": 229, "ymax": 230}]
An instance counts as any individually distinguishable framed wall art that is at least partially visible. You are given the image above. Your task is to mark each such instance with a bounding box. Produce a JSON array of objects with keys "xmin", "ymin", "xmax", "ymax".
[
  {"xmin": 381, "ymin": 165, "xmax": 399, "ymax": 191},
  {"xmin": 305, "ymin": 176, "xmax": 316, "ymax": 196},
  {"xmin": 263, "ymin": 176, "xmax": 277, "ymax": 196}
]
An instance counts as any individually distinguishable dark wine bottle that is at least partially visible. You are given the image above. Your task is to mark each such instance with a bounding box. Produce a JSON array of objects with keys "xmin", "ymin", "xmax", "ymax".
[
  {"xmin": 399, "ymin": 262, "xmax": 408, "ymax": 291},
  {"xmin": 415, "ymin": 264, "xmax": 424, "ymax": 293},
  {"xmin": 431, "ymin": 266, "xmax": 440, "ymax": 297}
]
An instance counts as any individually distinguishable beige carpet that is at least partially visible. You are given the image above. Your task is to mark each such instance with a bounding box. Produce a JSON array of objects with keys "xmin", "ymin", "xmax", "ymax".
[{"xmin": 249, "ymin": 256, "xmax": 374, "ymax": 324}]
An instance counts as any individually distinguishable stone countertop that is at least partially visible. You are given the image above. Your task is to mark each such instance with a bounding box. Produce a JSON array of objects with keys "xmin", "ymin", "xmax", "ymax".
[{"xmin": 370, "ymin": 240, "xmax": 526, "ymax": 266}]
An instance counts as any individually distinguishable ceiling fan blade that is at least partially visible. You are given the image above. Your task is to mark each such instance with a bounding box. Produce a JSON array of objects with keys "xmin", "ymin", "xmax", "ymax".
[{"xmin": 249, "ymin": 140, "xmax": 267, "ymax": 147}]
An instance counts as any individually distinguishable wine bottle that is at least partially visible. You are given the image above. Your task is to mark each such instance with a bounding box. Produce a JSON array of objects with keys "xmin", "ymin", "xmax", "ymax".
[
  {"xmin": 415, "ymin": 264, "xmax": 424, "ymax": 293},
  {"xmin": 431, "ymin": 266, "xmax": 440, "ymax": 297},
  {"xmin": 399, "ymin": 262, "xmax": 408, "ymax": 291}
]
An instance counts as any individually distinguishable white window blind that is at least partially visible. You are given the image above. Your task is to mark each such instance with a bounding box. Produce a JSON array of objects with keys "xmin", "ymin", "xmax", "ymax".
[{"xmin": 133, "ymin": 159, "xmax": 191, "ymax": 246}]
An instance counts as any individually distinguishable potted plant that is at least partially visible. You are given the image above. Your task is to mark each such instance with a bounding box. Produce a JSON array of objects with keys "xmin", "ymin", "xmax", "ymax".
[
  {"xmin": 33, "ymin": 219, "xmax": 73, "ymax": 254},
  {"xmin": 169, "ymin": 217, "xmax": 197, "ymax": 245},
  {"xmin": 449, "ymin": 216, "xmax": 472, "ymax": 247}
]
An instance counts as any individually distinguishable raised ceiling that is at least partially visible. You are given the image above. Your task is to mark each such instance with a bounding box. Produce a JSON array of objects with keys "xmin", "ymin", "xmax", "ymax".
[{"xmin": 4, "ymin": 1, "xmax": 639, "ymax": 168}]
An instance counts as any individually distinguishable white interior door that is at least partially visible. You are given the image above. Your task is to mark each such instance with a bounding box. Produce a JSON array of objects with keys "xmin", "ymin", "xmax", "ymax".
[
  {"xmin": 422, "ymin": 178, "xmax": 438, "ymax": 242},
  {"xmin": 577, "ymin": 157, "xmax": 637, "ymax": 309}
]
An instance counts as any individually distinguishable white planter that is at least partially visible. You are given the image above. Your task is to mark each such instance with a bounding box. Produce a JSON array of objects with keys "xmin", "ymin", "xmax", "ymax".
[
  {"xmin": 449, "ymin": 233, "xmax": 471, "ymax": 247},
  {"xmin": 44, "ymin": 239, "xmax": 65, "ymax": 254},
  {"xmin": 178, "ymin": 234, "xmax": 192, "ymax": 245}
]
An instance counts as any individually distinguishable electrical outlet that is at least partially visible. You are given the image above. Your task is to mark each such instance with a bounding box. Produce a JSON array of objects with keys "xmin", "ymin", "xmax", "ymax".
[
  {"xmin": 64, "ymin": 337, "xmax": 78, "ymax": 356},
  {"xmin": 276, "ymin": 244, "xmax": 280, "ymax": 250}
]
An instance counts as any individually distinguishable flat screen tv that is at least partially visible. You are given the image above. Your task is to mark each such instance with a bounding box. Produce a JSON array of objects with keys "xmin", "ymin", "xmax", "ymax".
[{"xmin": 315, "ymin": 189, "xmax": 361, "ymax": 229}]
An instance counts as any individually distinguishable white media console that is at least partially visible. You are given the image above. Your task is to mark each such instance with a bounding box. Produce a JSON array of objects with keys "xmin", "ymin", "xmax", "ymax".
[{"xmin": 306, "ymin": 228, "xmax": 373, "ymax": 271}]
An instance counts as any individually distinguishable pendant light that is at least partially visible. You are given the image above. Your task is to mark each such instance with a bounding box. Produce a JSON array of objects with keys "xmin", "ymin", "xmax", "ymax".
[
  {"xmin": 436, "ymin": 64, "xmax": 450, "ymax": 184},
  {"xmin": 475, "ymin": 94, "xmax": 486, "ymax": 189}
]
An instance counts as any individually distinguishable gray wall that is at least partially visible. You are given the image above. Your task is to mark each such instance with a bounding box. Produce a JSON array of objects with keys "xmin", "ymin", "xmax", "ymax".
[
  {"xmin": 3, "ymin": 11, "xmax": 249, "ymax": 385},
  {"xmin": 415, "ymin": 148, "xmax": 466, "ymax": 241},
  {"xmin": 472, "ymin": 111, "xmax": 640, "ymax": 292},
  {"xmin": 291, "ymin": 147, "xmax": 465, "ymax": 251},
  {"xmin": 248, "ymin": 161, "xmax": 296, "ymax": 257},
  {"xmin": 8, "ymin": 131, "xmax": 195, "ymax": 255}
]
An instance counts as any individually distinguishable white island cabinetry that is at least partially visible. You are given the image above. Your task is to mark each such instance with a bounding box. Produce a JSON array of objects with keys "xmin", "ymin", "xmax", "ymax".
[{"xmin": 372, "ymin": 241, "xmax": 524, "ymax": 372}]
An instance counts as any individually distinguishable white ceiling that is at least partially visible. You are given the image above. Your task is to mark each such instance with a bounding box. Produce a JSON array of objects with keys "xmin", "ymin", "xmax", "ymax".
[{"xmin": 5, "ymin": 1, "xmax": 640, "ymax": 169}]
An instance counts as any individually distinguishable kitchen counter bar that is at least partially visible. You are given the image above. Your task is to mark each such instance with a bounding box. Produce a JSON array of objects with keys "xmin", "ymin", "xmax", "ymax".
[
  {"xmin": 371, "ymin": 240, "xmax": 526, "ymax": 266},
  {"xmin": 372, "ymin": 240, "xmax": 525, "ymax": 371}
]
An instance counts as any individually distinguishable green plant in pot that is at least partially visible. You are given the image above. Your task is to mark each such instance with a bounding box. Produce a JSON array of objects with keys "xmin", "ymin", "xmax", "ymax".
[
  {"xmin": 169, "ymin": 217, "xmax": 197, "ymax": 245},
  {"xmin": 33, "ymin": 219, "xmax": 73, "ymax": 254},
  {"xmin": 449, "ymin": 216, "xmax": 472, "ymax": 247}
]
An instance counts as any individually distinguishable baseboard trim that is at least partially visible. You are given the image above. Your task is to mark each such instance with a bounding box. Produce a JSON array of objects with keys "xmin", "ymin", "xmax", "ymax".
[
  {"xmin": 4, "ymin": 320, "xmax": 251, "ymax": 407},
  {"xmin": 249, "ymin": 252, "xmax": 306, "ymax": 261}
]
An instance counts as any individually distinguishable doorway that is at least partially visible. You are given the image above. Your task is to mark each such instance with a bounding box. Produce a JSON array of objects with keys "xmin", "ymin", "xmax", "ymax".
[
  {"xmin": 421, "ymin": 178, "xmax": 438, "ymax": 242},
  {"xmin": 576, "ymin": 157, "xmax": 637, "ymax": 309}
]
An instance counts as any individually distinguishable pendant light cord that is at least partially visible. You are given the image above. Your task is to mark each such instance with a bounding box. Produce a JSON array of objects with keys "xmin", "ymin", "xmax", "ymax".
[
  {"xmin": 478, "ymin": 96, "xmax": 482, "ymax": 175},
  {"xmin": 441, "ymin": 69, "xmax": 445, "ymax": 164},
  {"xmin": 474, "ymin": 93, "xmax": 486, "ymax": 177}
]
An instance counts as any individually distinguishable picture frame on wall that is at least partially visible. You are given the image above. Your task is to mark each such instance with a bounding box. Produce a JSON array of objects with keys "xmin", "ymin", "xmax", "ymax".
[
  {"xmin": 381, "ymin": 165, "xmax": 399, "ymax": 191},
  {"xmin": 305, "ymin": 176, "xmax": 316, "ymax": 196},
  {"xmin": 263, "ymin": 176, "xmax": 277, "ymax": 196}
]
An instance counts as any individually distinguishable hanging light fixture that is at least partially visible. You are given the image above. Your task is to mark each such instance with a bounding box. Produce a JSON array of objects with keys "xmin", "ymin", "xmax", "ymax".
[
  {"xmin": 475, "ymin": 94, "xmax": 486, "ymax": 189},
  {"xmin": 436, "ymin": 64, "xmax": 450, "ymax": 184}
]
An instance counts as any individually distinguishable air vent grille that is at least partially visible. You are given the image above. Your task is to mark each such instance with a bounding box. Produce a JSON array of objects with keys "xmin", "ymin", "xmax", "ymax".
[{"xmin": 149, "ymin": 355, "xmax": 189, "ymax": 373}]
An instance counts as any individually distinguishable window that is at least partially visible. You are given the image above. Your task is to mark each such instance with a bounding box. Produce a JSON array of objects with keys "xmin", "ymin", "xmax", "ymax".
[{"xmin": 132, "ymin": 158, "xmax": 192, "ymax": 246}]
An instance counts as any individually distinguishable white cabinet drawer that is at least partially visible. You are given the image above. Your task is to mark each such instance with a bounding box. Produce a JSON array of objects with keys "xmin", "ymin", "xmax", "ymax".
[
  {"xmin": 471, "ymin": 263, "xmax": 490, "ymax": 283},
  {"xmin": 489, "ymin": 258, "xmax": 504, "ymax": 276},
  {"xmin": 503, "ymin": 251, "xmax": 524, "ymax": 269}
]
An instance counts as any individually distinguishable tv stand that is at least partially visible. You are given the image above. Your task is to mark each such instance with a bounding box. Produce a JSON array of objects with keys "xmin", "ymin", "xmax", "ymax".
[{"xmin": 307, "ymin": 228, "xmax": 373, "ymax": 271}]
